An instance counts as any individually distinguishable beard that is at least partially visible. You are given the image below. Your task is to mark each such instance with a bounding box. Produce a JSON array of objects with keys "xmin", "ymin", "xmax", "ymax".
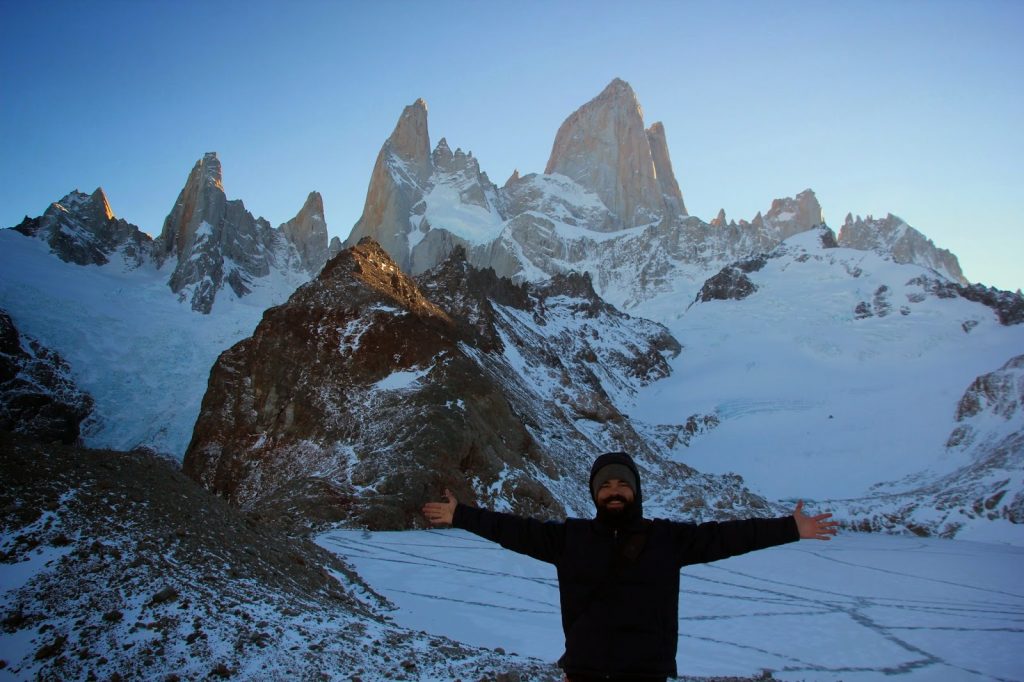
[{"xmin": 596, "ymin": 495, "xmax": 634, "ymax": 523}]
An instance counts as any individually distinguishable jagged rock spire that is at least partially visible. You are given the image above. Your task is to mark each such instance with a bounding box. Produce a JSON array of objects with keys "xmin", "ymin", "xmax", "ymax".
[
  {"xmin": 157, "ymin": 152, "xmax": 226, "ymax": 262},
  {"xmin": 646, "ymin": 121, "xmax": 687, "ymax": 216},
  {"xmin": 280, "ymin": 191, "xmax": 329, "ymax": 274},
  {"xmin": 345, "ymin": 99, "xmax": 434, "ymax": 270},
  {"xmin": 545, "ymin": 78, "xmax": 678, "ymax": 227}
]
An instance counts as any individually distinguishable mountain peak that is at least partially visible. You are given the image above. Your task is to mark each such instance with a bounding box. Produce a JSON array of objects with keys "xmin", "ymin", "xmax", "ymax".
[
  {"xmin": 89, "ymin": 187, "xmax": 115, "ymax": 221},
  {"xmin": 545, "ymin": 79, "xmax": 673, "ymax": 227},
  {"xmin": 597, "ymin": 77, "xmax": 639, "ymax": 105},
  {"xmin": 198, "ymin": 152, "xmax": 224, "ymax": 192},
  {"xmin": 838, "ymin": 212, "xmax": 967, "ymax": 284},
  {"xmin": 280, "ymin": 191, "xmax": 329, "ymax": 275},
  {"xmin": 387, "ymin": 99, "xmax": 431, "ymax": 174}
]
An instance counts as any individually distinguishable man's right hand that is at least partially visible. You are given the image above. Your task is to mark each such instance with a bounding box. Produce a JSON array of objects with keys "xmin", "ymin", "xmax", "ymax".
[{"xmin": 422, "ymin": 488, "xmax": 458, "ymax": 526}]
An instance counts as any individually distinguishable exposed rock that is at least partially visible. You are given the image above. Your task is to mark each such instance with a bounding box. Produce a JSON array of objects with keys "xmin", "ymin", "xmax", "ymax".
[
  {"xmin": 545, "ymin": 78, "xmax": 669, "ymax": 228},
  {"xmin": 646, "ymin": 122, "xmax": 687, "ymax": 216},
  {"xmin": 839, "ymin": 213, "xmax": 967, "ymax": 284},
  {"xmin": 328, "ymin": 236, "xmax": 342, "ymax": 258},
  {"xmin": 183, "ymin": 240, "xmax": 712, "ymax": 529},
  {"xmin": 758, "ymin": 189, "xmax": 824, "ymax": 242},
  {"xmin": 154, "ymin": 152, "xmax": 307, "ymax": 314},
  {"xmin": 694, "ymin": 267, "xmax": 758, "ymax": 303},
  {"xmin": 0, "ymin": 309, "xmax": 93, "ymax": 444},
  {"xmin": 345, "ymin": 100, "xmax": 433, "ymax": 270},
  {"xmin": 12, "ymin": 188, "xmax": 152, "ymax": 268},
  {"xmin": 906, "ymin": 276, "xmax": 1024, "ymax": 326},
  {"xmin": 279, "ymin": 191, "xmax": 329, "ymax": 275}
]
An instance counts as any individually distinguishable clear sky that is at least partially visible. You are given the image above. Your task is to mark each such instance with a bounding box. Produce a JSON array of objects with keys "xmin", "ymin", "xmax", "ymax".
[{"xmin": 2, "ymin": 0, "xmax": 1021, "ymax": 292}]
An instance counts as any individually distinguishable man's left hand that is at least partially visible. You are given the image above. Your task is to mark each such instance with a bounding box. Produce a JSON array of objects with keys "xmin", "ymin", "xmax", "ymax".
[{"xmin": 793, "ymin": 500, "xmax": 839, "ymax": 540}]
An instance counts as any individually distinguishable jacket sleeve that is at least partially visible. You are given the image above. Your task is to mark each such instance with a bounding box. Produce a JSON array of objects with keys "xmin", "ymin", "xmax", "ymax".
[
  {"xmin": 671, "ymin": 515, "xmax": 799, "ymax": 568},
  {"xmin": 451, "ymin": 504, "xmax": 565, "ymax": 565}
]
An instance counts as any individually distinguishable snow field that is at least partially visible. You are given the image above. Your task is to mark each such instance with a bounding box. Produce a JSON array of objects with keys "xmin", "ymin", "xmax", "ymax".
[{"xmin": 319, "ymin": 529, "xmax": 1024, "ymax": 681}]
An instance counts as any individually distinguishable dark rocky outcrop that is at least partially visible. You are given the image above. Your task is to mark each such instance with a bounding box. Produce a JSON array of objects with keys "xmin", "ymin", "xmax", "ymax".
[
  {"xmin": 183, "ymin": 239, "xmax": 688, "ymax": 529},
  {"xmin": 694, "ymin": 266, "xmax": 758, "ymax": 303},
  {"xmin": 907, "ymin": 276, "xmax": 1024, "ymax": 325},
  {"xmin": 0, "ymin": 309, "xmax": 92, "ymax": 443}
]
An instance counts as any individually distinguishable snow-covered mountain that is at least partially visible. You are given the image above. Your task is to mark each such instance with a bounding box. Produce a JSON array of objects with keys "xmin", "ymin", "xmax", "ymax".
[
  {"xmin": 625, "ymin": 227, "xmax": 1024, "ymax": 541},
  {"xmin": 345, "ymin": 79, "xmax": 966, "ymax": 315},
  {"xmin": 0, "ymin": 153, "xmax": 328, "ymax": 455},
  {"xmin": 0, "ymin": 431, "xmax": 560, "ymax": 681},
  {"xmin": 12, "ymin": 188, "xmax": 153, "ymax": 269},
  {"xmin": 153, "ymin": 152, "xmax": 329, "ymax": 313},
  {"xmin": 2, "ymin": 78, "xmax": 1021, "ymax": 545},
  {"xmin": 183, "ymin": 240, "xmax": 781, "ymax": 529}
]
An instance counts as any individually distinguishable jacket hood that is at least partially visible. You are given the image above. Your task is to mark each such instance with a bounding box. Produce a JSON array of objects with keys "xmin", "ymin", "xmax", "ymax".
[{"xmin": 589, "ymin": 451, "xmax": 643, "ymax": 521}]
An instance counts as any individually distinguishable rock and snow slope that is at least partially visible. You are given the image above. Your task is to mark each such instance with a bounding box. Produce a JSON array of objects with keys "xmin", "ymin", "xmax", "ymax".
[
  {"xmin": 626, "ymin": 228, "xmax": 1024, "ymax": 540},
  {"xmin": 0, "ymin": 151, "xmax": 328, "ymax": 456},
  {"xmin": 0, "ymin": 432, "xmax": 560, "ymax": 681},
  {"xmin": 183, "ymin": 240, "xmax": 782, "ymax": 529}
]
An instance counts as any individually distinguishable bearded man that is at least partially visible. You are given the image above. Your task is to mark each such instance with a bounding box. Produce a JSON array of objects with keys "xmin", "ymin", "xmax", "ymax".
[{"xmin": 422, "ymin": 451, "xmax": 838, "ymax": 682}]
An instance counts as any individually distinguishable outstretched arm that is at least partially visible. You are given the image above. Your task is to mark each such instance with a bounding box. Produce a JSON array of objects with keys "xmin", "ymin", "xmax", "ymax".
[
  {"xmin": 421, "ymin": 487, "xmax": 565, "ymax": 564},
  {"xmin": 422, "ymin": 489, "xmax": 458, "ymax": 526},
  {"xmin": 793, "ymin": 500, "xmax": 839, "ymax": 540}
]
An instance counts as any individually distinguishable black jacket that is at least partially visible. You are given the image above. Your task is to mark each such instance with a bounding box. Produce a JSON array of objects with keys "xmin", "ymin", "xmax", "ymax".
[{"xmin": 451, "ymin": 452, "xmax": 799, "ymax": 679}]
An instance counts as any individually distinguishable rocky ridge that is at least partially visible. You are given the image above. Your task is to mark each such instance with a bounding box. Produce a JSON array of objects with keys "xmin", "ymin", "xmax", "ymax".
[
  {"xmin": 12, "ymin": 188, "xmax": 153, "ymax": 268},
  {"xmin": 183, "ymin": 240, "xmax": 778, "ymax": 529},
  {"xmin": 10, "ymin": 152, "xmax": 329, "ymax": 315},
  {"xmin": 0, "ymin": 310, "xmax": 93, "ymax": 444},
  {"xmin": 839, "ymin": 213, "xmax": 966, "ymax": 285},
  {"xmin": 154, "ymin": 152, "xmax": 329, "ymax": 313}
]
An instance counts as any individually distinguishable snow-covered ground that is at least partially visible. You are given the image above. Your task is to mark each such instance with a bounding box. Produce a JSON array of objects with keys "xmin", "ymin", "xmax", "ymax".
[
  {"xmin": 319, "ymin": 528, "xmax": 1024, "ymax": 681},
  {"xmin": 627, "ymin": 233, "xmax": 1024, "ymax": 502}
]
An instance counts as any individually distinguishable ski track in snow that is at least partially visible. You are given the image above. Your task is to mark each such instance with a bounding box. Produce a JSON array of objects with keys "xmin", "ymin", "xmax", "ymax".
[{"xmin": 319, "ymin": 529, "xmax": 1024, "ymax": 681}]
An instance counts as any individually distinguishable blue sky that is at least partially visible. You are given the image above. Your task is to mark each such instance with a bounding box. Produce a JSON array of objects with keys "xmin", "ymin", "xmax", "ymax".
[{"xmin": 2, "ymin": 0, "xmax": 1021, "ymax": 291}]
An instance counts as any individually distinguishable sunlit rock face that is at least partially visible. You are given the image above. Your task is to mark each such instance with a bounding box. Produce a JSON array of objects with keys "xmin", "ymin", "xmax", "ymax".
[
  {"xmin": 280, "ymin": 191, "xmax": 330, "ymax": 275},
  {"xmin": 154, "ymin": 152, "xmax": 325, "ymax": 313},
  {"xmin": 545, "ymin": 78, "xmax": 672, "ymax": 229},
  {"xmin": 13, "ymin": 188, "xmax": 152, "ymax": 268},
  {"xmin": 646, "ymin": 121, "xmax": 687, "ymax": 217},
  {"xmin": 838, "ymin": 212, "xmax": 967, "ymax": 285},
  {"xmin": 344, "ymin": 100, "xmax": 433, "ymax": 271},
  {"xmin": 340, "ymin": 81, "xmax": 844, "ymax": 312}
]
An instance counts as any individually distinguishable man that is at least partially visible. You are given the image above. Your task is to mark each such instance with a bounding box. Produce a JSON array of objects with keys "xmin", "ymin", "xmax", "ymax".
[{"xmin": 422, "ymin": 451, "xmax": 839, "ymax": 682}]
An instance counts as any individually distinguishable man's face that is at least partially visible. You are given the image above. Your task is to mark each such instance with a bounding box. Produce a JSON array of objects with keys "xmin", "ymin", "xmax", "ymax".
[{"xmin": 596, "ymin": 478, "xmax": 635, "ymax": 516}]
